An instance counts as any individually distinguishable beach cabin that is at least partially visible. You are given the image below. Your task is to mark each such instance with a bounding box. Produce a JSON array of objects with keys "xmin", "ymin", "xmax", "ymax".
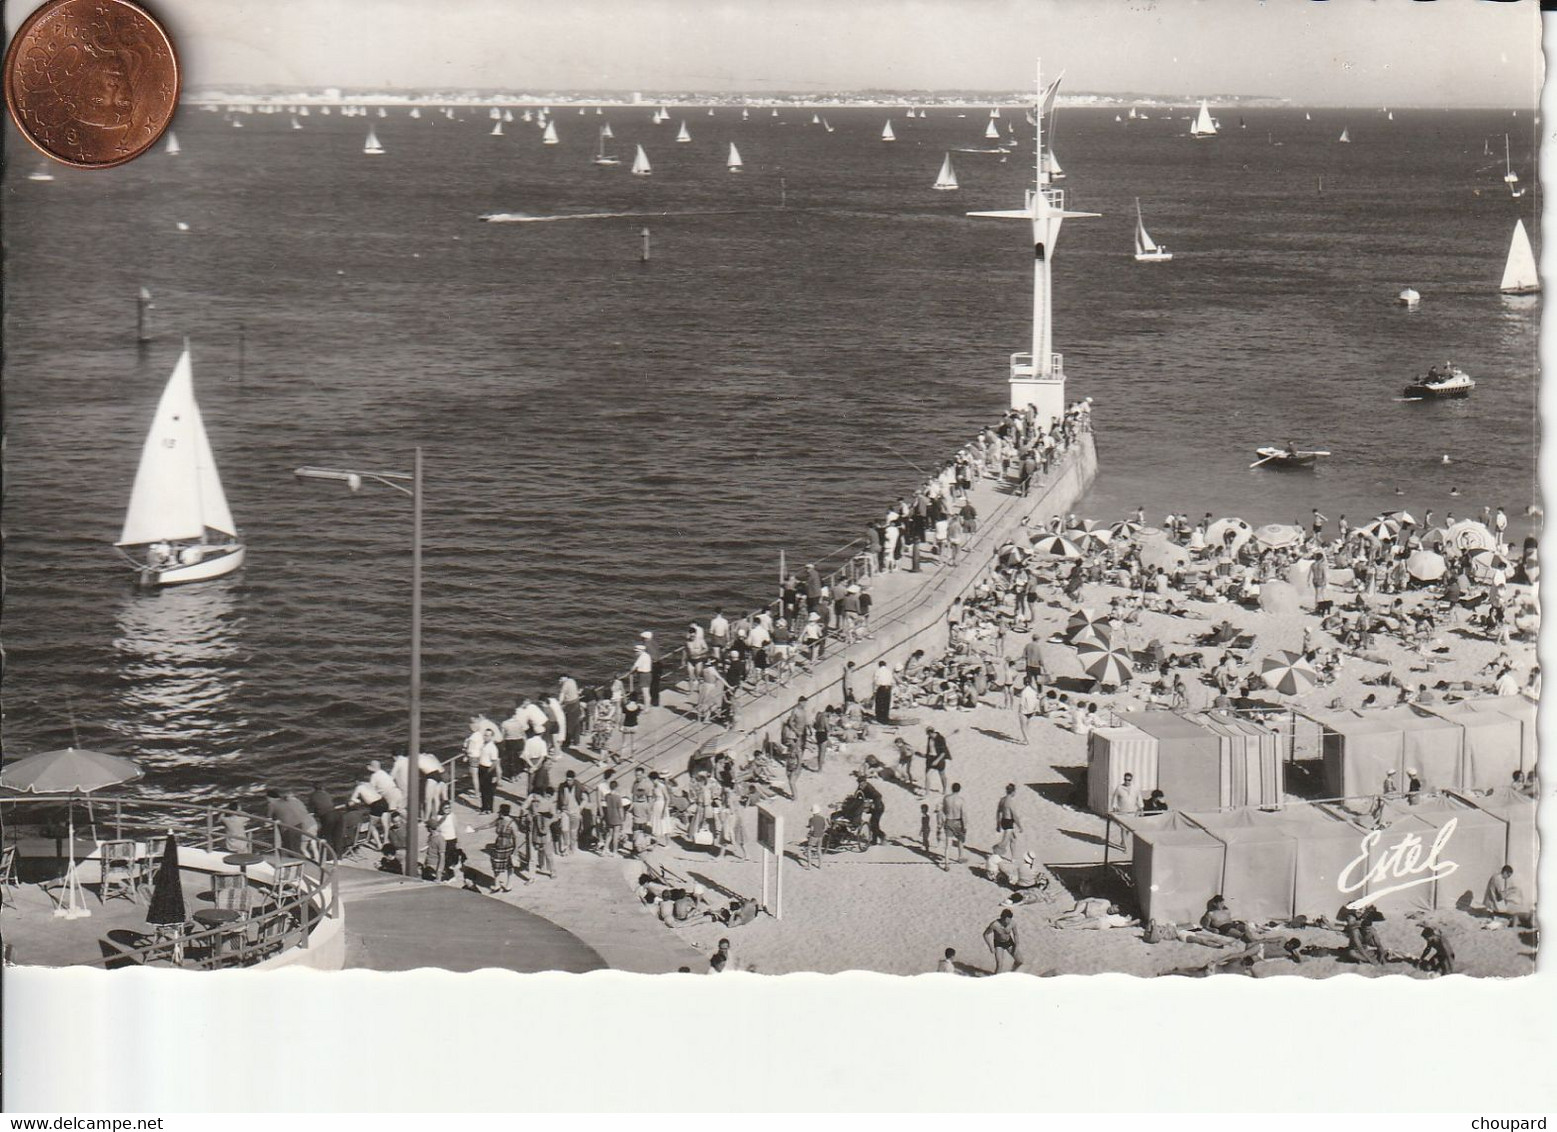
[
  {"xmin": 1087, "ymin": 710, "xmax": 1282, "ymax": 815},
  {"xmin": 1316, "ymin": 699, "xmax": 1530, "ymax": 798}
]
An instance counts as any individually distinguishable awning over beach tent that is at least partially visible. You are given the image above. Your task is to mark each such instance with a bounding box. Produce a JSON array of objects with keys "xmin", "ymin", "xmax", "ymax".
[
  {"xmin": 1320, "ymin": 713, "xmax": 1406, "ymax": 798},
  {"xmin": 1424, "ymin": 703, "xmax": 1523, "ymax": 789},
  {"xmin": 1190, "ymin": 711, "xmax": 1284, "ymax": 808},
  {"xmin": 1373, "ymin": 706, "xmax": 1463, "ymax": 794},
  {"xmin": 1118, "ymin": 711, "xmax": 1222, "ymax": 812},
  {"xmin": 1129, "ymin": 824, "xmax": 1226, "ymax": 924},
  {"xmin": 1184, "ymin": 809, "xmax": 1298, "ymax": 922},
  {"xmin": 1087, "ymin": 725, "xmax": 1157, "ymax": 814},
  {"xmin": 1377, "ymin": 799, "xmax": 1509, "ymax": 912}
]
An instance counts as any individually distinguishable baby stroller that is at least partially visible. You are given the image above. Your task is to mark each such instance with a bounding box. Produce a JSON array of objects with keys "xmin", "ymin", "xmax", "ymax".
[{"xmin": 823, "ymin": 793, "xmax": 871, "ymax": 854}]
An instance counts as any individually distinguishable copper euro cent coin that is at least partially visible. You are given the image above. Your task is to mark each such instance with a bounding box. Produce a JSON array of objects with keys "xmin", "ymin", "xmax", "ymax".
[{"xmin": 4, "ymin": 0, "xmax": 179, "ymax": 169}]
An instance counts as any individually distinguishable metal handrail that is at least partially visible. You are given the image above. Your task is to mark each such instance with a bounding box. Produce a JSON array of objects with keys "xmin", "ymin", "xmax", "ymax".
[{"xmin": 0, "ymin": 794, "xmax": 340, "ymax": 970}]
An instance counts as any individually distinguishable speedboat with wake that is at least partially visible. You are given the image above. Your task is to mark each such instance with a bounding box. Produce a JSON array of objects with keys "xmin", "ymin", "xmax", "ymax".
[
  {"xmin": 1402, "ymin": 363, "xmax": 1475, "ymax": 399},
  {"xmin": 1251, "ymin": 442, "xmax": 1330, "ymax": 470}
]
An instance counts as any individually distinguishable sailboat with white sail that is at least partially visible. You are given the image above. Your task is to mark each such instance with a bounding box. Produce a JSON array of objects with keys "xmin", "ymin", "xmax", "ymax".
[
  {"xmin": 601, "ymin": 122, "xmax": 614, "ymax": 139},
  {"xmin": 1042, "ymin": 149, "xmax": 1063, "ymax": 179},
  {"xmin": 631, "ymin": 144, "xmax": 652, "ymax": 176},
  {"xmin": 984, "ymin": 119, "xmax": 1001, "ymax": 140},
  {"xmin": 881, "ymin": 120, "xmax": 895, "ymax": 142},
  {"xmin": 822, "ymin": 117, "xmax": 834, "ymax": 133},
  {"xmin": 1338, "ymin": 128, "xmax": 1350, "ymax": 143},
  {"xmin": 164, "ymin": 131, "xmax": 181, "ymax": 155},
  {"xmin": 742, "ymin": 108, "xmax": 749, "ymax": 120},
  {"xmin": 491, "ymin": 120, "xmax": 504, "ymax": 136},
  {"xmin": 812, "ymin": 113, "xmax": 821, "ymax": 125},
  {"xmin": 542, "ymin": 120, "xmax": 559, "ymax": 145},
  {"xmin": 1189, "ymin": 99, "xmax": 1217, "ymax": 138},
  {"xmin": 1500, "ymin": 219, "xmax": 1539, "ymax": 295},
  {"xmin": 1503, "ymin": 135, "xmax": 1520, "ymax": 184},
  {"xmin": 363, "ymin": 127, "xmax": 384, "ymax": 155},
  {"xmin": 1133, "ymin": 199, "xmax": 1172, "ymax": 262},
  {"xmin": 409, "ymin": 107, "xmax": 420, "ymax": 119},
  {"xmin": 932, "ymin": 152, "xmax": 958, "ymax": 191},
  {"xmin": 676, "ymin": 120, "xmax": 691, "ymax": 142},
  {"xmin": 116, "ymin": 346, "xmax": 244, "ymax": 587},
  {"xmin": 291, "ymin": 116, "xmax": 302, "ymax": 130},
  {"xmin": 594, "ymin": 127, "xmax": 620, "ymax": 165},
  {"xmin": 726, "ymin": 143, "xmax": 743, "ymax": 173}
]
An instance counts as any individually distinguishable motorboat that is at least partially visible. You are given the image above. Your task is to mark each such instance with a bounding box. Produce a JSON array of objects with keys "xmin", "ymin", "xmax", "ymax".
[
  {"xmin": 1402, "ymin": 363, "xmax": 1475, "ymax": 399},
  {"xmin": 1397, "ymin": 287, "xmax": 1420, "ymax": 310}
]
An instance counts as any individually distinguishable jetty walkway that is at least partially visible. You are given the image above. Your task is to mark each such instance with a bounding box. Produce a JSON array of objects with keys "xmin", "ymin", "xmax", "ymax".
[{"xmin": 439, "ymin": 430, "xmax": 1099, "ymax": 971}]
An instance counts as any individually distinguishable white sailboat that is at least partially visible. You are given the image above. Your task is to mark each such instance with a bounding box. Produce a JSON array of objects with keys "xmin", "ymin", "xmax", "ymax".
[
  {"xmin": 1338, "ymin": 128, "xmax": 1350, "ymax": 143},
  {"xmin": 1128, "ymin": 107, "xmax": 1138, "ymax": 119},
  {"xmin": 726, "ymin": 142, "xmax": 743, "ymax": 173},
  {"xmin": 490, "ymin": 107, "xmax": 502, "ymax": 120},
  {"xmin": 409, "ymin": 107, "xmax": 420, "ymax": 119},
  {"xmin": 542, "ymin": 120, "xmax": 559, "ymax": 145},
  {"xmin": 1189, "ymin": 99, "xmax": 1217, "ymax": 138},
  {"xmin": 522, "ymin": 109, "xmax": 532, "ymax": 122},
  {"xmin": 491, "ymin": 120, "xmax": 504, "ymax": 136},
  {"xmin": 676, "ymin": 120, "xmax": 691, "ymax": 142},
  {"xmin": 601, "ymin": 122, "xmax": 614, "ymax": 139},
  {"xmin": 984, "ymin": 119, "xmax": 1001, "ymax": 140},
  {"xmin": 742, "ymin": 108, "xmax": 749, "ymax": 120},
  {"xmin": 881, "ymin": 119, "xmax": 895, "ymax": 142},
  {"xmin": 116, "ymin": 347, "xmax": 244, "ymax": 587},
  {"xmin": 363, "ymin": 127, "xmax": 384, "ymax": 155},
  {"xmin": 1387, "ymin": 110, "xmax": 1394, "ymax": 121},
  {"xmin": 594, "ymin": 127, "xmax": 620, "ymax": 165},
  {"xmin": 1503, "ymin": 135, "xmax": 1520, "ymax": 184},
  {"xmin": 990, "ymin": 107, "xmax": 1001, "ymax": 119},
  {"xmin": 932, "ymin": 152, "xmax": 958, "ymax": 191},
  {"xmin": 1042, "ymin": 149, "xmax": 1064, "ymax": 179},
  {"xmin": 378, "ymin": 107, "xmax": 387, "ymax": 118},
  {"xmin": 299, "ymin": 106, "xmax": 310, "ymax": 117},
  {"xmin": 504, "ymin": 109, "xmax": 514, "ymax": 122},
  {"xmin": 822, "ymin": 117, "xmax": 834, "ymax": 133},
  {"xmin": 1115, "ymin": 114, "xmax": 1122, "ymax": 122},
  {"xmin": 1500, "ymin": 219, "xmax": 1540, "ymax": 294},
  {"xmin": 631, "ymin": 144, "xmax": 652, "ymax": 176},
  {"xmin": 1397, "ymin": 287, "xmax": 1421, "ymax": 310},
  {"xmin": 1133, "ymin": 199, "xmax": 1172, "ymax": 262},
  {"xmin": 811, "ymin": 113, "xmax": 821, "ymax": 125},
  {"xmin": 164, "ymin": 131, "xmax": 180, "ymax": 155},
  {"xmin": 770, "ymin": 108, "xmax": 778, "ymax": 118},
  {"xmin": 1305, "ymin": 111, "xmax": 1311, "ymax": 121},
  {"xmin": 291, "ymin": 116, "xmax": 303, "ymax": 130},
  {"xmin": 231, "ymin": 117, "xmax": 243, "ymax": 129}
]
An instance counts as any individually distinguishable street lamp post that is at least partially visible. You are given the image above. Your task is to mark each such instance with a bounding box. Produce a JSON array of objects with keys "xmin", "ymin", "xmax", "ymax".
[{"xmin": 294, "ymin": 450, "xmax": 424, "ymax": 879}]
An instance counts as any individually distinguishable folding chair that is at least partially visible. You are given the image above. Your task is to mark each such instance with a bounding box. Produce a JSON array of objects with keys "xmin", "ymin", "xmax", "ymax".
[
  {"xmin": 270, "ymin": 861, "xmax": 306, "ymax": 904},
  {"xmin": 0, "ymin": 845, "xmax": 18, "ymax": 908},
  {"xmin": 98, "ymin": 840, "xmax": 140, "ymax": 904},
  {"xmin": 211, "ymin": 872, "xmax": 252, "ymax": 914}
]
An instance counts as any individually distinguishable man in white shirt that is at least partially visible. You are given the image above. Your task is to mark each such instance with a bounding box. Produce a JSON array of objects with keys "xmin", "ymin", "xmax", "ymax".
[
  {"xmin": 369, "ymin": 760, "xmax": 404, "ymax": 811},
  {"xmin": 872, "ymin": 660, "xmax": 894, "ymax": 724},
  {"xmin": 708, "ymin": 609, "xmax": 730, "ymax": 661},
  {"xmin": 631, "ymin": 644, "xmax": 653, "ymax": 700},
  {"xmin": 1110, "ymin": 772, "xmax": 1142, "ymax": 815}
]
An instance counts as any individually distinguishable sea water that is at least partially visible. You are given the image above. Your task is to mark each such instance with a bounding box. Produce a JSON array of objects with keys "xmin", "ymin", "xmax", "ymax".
[{"xmin": 0, "ymin": 106, "xmax": 1538, "ymax": 798}]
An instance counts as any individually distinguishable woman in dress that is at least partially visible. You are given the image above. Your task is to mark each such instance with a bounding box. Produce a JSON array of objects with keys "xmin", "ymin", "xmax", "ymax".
[
  {"xmin": 481, "ymin": 803, "xmax": 524, "ymax": 892},
  {"xmin": 648, "ymin": 771, "xmax": 672, "ymax": 844}
]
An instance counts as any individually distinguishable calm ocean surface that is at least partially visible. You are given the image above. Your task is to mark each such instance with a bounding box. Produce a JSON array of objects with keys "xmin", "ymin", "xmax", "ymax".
[{"xmin": 1, "ymin": 104, "xmax": 1539, "ymax": 800}]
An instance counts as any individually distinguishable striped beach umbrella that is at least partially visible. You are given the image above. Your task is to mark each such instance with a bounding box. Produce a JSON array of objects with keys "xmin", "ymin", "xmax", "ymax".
[
  {"xmin": 1444, "ymin": 520, "xmax": 1497, "ymax": 553},
  {"xmin": 1030, "ymin": 534, "xmax": 1083, "ymax": 558},
  {"xmin": 1066, "ymin": 608, "xmax": 1111, "ymax": 640},
  {"xmin": 1109, "ymin": 519, "xmax": 1143, "ymax": 539},
  {"xmin": 1259, "ymin": 650, "xmax": 1319, "ymax": 696},
  {"xmin": 1252, "ymin": 523, "xmax": 1305, "ymax": 550},
  {"xmin": 1406, "ymin": 550, "xmax": 1447, "ymax": 582},
  {"xmin": 1065, "ymin": 525, "xmax": 1113, "ymax": 551},
  {"xmin": 1076, "ymin": 639, "xmax": 1133, "ymax": 687},
  {"xmin": 1355, "ymin": 517, "xmax": 1401, "ymax": 542},
  {"xmin": 1381, "ymin": 509, "xmax": 1418, "ymax": 526}
]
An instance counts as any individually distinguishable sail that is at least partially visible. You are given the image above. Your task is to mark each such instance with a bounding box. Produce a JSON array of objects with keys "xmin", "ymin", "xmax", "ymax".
[
  {"xmin": 632, "ymin": 144, "xmax": 651, "ymax": 175},
  {"xmin": 676, "ymin": 120, "xmax": 691, "ymax": 142},
  {"xmin": 164, "ymin": 131, "xmax": 180, "ymax": 155},
  {"xmin": 490, "ymin": 107, "xmax": 502, "ymax": 119},
  {"xmin": 1190, "ymin": 100, "xmax": 1216, "ymax": 137},
  {"xmin": 1501, "ymin": 219, "xmax": 1540, "ymax": 293},
  {"xmin": 118, "ymin": 349, "xmax": 235, "ymax": 546},
  {"xmin": 364, "ymin": 128, "xmax": 383, "ymax": 153},
  {"xmin": 409, "ymin": 107, "xmax": 420, "ymax": 118},
  {"xmin": 1043, "ymin": 150, "xmax": 1064, "ymax": 177},
  {"xmin": 543, "ymin": 120, "xmax": 559, "ymax": 144},
  {"xmin": 823, "ymin": 117, "xmax": 833, "ymax": 132},
  {"xmin": 985, "ymin": 119, "xmax": 1001, "ymax": 139},
  {"xmin": 742, "ymin": 108, "xmax": 749, "ymax": 120},
  {"xmin": 933, "ymin": 153, "xmax": 958, "ymax": 190},
  {"xmin": 1134, "ymin": 201, "xmax": 1159, "ymax": 256},
  {"xmin": 727, "ymin": 142, "xmax": 743, "ymax": 169},
  {"xmin": 882, "ymin": 120, "xmax": 895, "ymax": 141},
  {"xmin": 1338, "ymin": 128, "xmax": 1350, "ymax": 143},
  {"xmin": 812, "ymin": 113, "xmax": 820, "ymax": 125},
  {"xmin": 491, "ymin": 121, "xmax": 503, "ymax": 136},
  {"xmin": 602, "ymin": 122, "xmax": 615, "ymax": 138},
  {"xmin": 1504, "ymin": 136, "xmax": 1519, "ymax": 183}
]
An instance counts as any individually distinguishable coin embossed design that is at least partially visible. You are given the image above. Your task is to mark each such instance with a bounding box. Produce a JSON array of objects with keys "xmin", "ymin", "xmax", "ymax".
[{"xmin": 4, "ymin": 0, "xmax": 179, "ymax": 168}]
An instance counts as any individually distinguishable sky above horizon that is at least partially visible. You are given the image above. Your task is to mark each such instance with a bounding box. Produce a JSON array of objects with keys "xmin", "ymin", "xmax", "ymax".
[{"xmin": 7, "ymin": 0, "xmax": 1544, "ymax": 106}]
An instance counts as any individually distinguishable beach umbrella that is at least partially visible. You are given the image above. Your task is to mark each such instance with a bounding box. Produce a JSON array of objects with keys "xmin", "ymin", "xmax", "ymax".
[
  {"xmin": 1071, "ymin": 621, "xmax": 1115, "ymax": 649},
  {"xmin": 1065, "ymin": 525, "xmax": 1112, "ymax": 551},
  {"xmin": 1381, "ymin": 510, "xmax": 1418, "ymax": 526},
  {"xmin": 145, "ymin": 832, "xmax": 186, "ymax": 926},
  {"xmin": 1259, "ymin": 651, "xmax": 1319, "ymax": 696},
  {"xmin": 0, "ymin": 747, "xmax": 144, "ymax": 794},
  {"xmin": 1406, "ymin": 550, "xmax": 1447, "ymax": 582},
  {"xmin": 1257, "ymin": 580, "xmax": 1301, "ymax": 615},
  {"xmin": 1465, "ymin": 549, "xmax": 1510, "ymax": 584},
  {"xmin": 1354, "ymin": 517, "xmax": 1401, "ymax": 542},
  {"xmin": 1030, "ymin": 534, "xmax": 1083, "ymax": 558},
  {"xmin": 1252, "ymin": 523, "xmax": 1304, "ymax": 550},
  {"xmin": 1075, "ymin": 639, "xmax": 1134, "ymax": 687},
  {"xmin": 1065, "ymin": 608, "xmax": 1112, "ymax": 641},
  {"xmin": 1205, "ymin": 517, "xmax": 1253, "ymax": 553},
  {"xmin": 1109, "ymin": 519, "xmax": 1143, "ymax": 539},
  {"xmin": 1444, "ymin": 520, "xmax": 1497, "ymax": 553}
]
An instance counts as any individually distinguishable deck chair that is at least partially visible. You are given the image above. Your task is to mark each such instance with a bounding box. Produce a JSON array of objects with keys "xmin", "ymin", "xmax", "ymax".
[
  {"xmin": 269, "ymin": 861, "xmax": 306, "ymax": 904},
  {"xmin": 251, "ymin": 911, "xmax": 294, "ymax": 961},
  {"xmin": 211, "ymin": 871, "xmax": 252, "ymax": 914},
  {"xmin": 98, "ymin": 840, "xmax": 141, "ymax": 904},
  {"xmin": 0, "ymin": 845, "xmax": 18, "ymax": 908}
]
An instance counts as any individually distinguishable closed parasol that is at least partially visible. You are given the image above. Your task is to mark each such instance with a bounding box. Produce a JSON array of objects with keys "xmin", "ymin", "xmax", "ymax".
[
  {"xmin": 1075, "ymin": 639, "xmax": 1134, "ymax": 687},
  {"xmin": 1030, "ymin": 534, "xmax": 1083, "ymax": 558},
  {"xmin": 1406, "ymin": 550, "xmax": 1447, "ymax": 582},
  {"xmin": 145, "ymin": 832, "xmax": 186, "ymax": 927},
  {"xmin": 1259, "ymin": 650, "xmax": 1320, "ymax": 696},
  {"xmin": 1252, "ymin": 523, "xmax": 1305, "ymax": 550},
  {"xmin": 1205, "ymin": 518, "xmax": 1253, "ymax": 553}
]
